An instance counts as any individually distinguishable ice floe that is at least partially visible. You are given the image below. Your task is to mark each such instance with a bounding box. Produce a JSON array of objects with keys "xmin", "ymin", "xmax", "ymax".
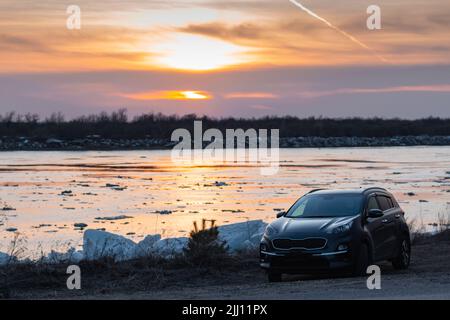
[
  {"xmin": 0, "ymin": 252, "xmax": 14, "ymax": 265},
  {"xmin": 1, "ymin": 206, "xmax": 16, "ymax": 211},
  {"xmin": 154, "ymin": 210, "xmax": 173, "ymax": 215},
  {"xmin": 1, "ymin": 220, "xmax": 267, "ymax": 264},
  {"xmin": 133, "ymin": 234, "xmax": 161, "ymax": 257},
  {"xmin": 44, "ymin": 248, "xmax": 83, "ymax": 264},
  {"xmin": 81, "ymin": 219, "xmax": 266, "ymax": 261},
  {"xmin": 94, "ymin": 215, "xmax": 133, "ymax": 221},
  {"xmin": 217, "ymin": 220, "xmax": 267, "ymax": 252},
  {"xmin": 83, "ymin": 229, "xmax": 137, "ymax": 262},
  {"xmin": 152, "ymin": 237, "xmax": 189, "ymax": 257},
  {"xmin": 60, "ymin": 190, "xmax": 73, "ymax": 196}
]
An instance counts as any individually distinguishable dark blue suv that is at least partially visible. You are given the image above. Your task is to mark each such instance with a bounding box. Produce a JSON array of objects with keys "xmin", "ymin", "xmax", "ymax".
[{"xmin": 260, "ymin": 188, "xmax": 411, "ymax": 282}]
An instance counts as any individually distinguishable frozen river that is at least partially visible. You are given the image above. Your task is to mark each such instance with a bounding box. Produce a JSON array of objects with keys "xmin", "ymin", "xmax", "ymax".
[{"xmin": 0, "ymin": 146, "xmax": 449, "ymax": 258}]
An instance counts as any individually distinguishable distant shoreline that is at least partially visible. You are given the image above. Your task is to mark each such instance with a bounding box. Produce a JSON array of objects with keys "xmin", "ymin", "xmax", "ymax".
[{"xmin": 0, "ymin": 135, "xmax": 449, "ymax": 151}]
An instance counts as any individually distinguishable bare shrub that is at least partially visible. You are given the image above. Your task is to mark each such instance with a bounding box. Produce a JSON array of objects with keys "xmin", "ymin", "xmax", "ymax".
[
  {"xmin": 0, "ymin": 233, "xmax": 28, "ymax": 298},
  {"xmin": 184, "ymin": 219, "xmax": 230, "ymax": 267},
  {"xmin": 437, "ymin": 211, "xmax": 450, "ymax": 233}
]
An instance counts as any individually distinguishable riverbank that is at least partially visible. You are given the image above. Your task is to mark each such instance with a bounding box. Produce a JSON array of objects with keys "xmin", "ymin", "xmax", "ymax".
[
  {"xmin": 1, "ymin": 135, "xmax": 450, "ymax": 151},
  {"xmin": 2, "ymin": 230, "xmax": 449, "ymax": 300}
]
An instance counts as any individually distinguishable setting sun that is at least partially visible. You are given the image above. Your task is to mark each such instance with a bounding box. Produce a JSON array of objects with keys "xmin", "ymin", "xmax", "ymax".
[
  {"xmin": 120, "ymin": 90, "xmax": 211, "ymax": 101},
  {"xmin": 180, "ymin": 91, "xmax": 209, "ymax": 99},
  {"xmin": 153, "ymin": 34, "xmax": 249, "ymax": 71}
]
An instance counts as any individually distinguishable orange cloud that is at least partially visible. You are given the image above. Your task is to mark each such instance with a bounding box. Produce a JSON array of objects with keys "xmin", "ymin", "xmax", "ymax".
[
  {"xmin": 225, "ymin": 92, "xmax": 278, "ymax": 99},
  {"xmin": 299, "ymin": 84, "xmax": 450, "ymax": 98},
  {"xmin": 119, "ymin": 90, "xmax": 212, "ymax": 101}
]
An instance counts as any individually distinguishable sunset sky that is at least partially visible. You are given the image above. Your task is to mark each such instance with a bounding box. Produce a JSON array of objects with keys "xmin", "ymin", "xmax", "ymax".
[{"xmin": 1, "ymin": 0, "xmax": 450, "ymax": 118}]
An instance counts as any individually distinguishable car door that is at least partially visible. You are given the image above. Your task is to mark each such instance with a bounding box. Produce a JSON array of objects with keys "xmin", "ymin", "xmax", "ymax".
[
  {"xmin": 364, "ymin": 195, "xmax": 386, "ymax": 262},
  {"xmin": 376, "ymin": 195, "xmax": 399, "ymax": 258}
]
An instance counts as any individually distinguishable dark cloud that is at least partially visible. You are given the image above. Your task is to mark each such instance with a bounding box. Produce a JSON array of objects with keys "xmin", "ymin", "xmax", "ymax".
[
  {"xmin": 179, "ymin": 17, "xmax": 331, "ymax": 41},
  {"xmin": 179, "ymin": 22, "xmax": 265, "ymax": 40},
  {"xmin": 0, "ymin": 34, "xmax": 50, "ymax": 52}
]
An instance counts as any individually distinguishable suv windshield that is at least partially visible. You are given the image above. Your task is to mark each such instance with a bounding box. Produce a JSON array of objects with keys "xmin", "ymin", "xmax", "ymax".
[{"xmin": 286, "ymin": 193, "xmax": 363, "ymax": 218}]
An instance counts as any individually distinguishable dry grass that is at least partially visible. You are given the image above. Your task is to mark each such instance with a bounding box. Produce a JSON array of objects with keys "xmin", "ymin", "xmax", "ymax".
[
  {"xmin": 2, "ymin": 214, "xmax": 449, "ymax": 299},
  {"xmin": 437, "ymin": 211, "xmax": 450, "ymax": 233},
  {"xmin": 0, "ymin": 221, "xmax": 258, "ymax": 299},
  {"xmin": 408, "ymin": 208, "xmax": 450, "ymax": 245},
  {"xmin": 0, "ymin": 250, "xmax": 259, "ymax": 299}
]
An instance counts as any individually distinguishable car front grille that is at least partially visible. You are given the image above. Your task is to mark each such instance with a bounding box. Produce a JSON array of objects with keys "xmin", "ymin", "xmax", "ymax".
[
  {"xmin": 272, "ymin": 238, "xmax": 327, "ymax": 250},
  {"xmin": 270, "ymin": 255, "xmax": 329, "ymax": 270}
]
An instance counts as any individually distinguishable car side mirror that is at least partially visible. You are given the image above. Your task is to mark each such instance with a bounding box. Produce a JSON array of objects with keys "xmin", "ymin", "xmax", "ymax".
[
  {"xmin": 367, "ymin": 209, "xmax": 384, "ymax": 218},
  {"xmin": 276, "ymin": 211, "xmax": 286, "ymax": 218}
]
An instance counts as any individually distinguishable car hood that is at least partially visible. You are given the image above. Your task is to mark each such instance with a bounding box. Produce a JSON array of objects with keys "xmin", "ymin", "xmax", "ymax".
[{"xmin": 269, "ymin": 215, "xmax": 358, "ymax": 238}]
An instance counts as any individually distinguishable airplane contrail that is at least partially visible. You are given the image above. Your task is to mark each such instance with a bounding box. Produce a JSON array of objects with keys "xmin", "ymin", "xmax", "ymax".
[{"xmin": 289, "ymin": 0, "xmax": 388, "ymax": 62}]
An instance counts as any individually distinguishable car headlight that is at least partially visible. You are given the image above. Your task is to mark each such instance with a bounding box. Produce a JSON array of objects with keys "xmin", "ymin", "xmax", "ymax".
[
  {"xmin": 264, "ymin": 225, "xmax": 278, "ymax": 237},
  {"xmin": 330, "ymin": 221, "xmax": 353, "ymax": 234}
]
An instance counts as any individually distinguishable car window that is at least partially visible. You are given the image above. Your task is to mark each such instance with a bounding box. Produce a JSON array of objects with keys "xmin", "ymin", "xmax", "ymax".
[
  {"xmin": 286, "ymin": 194, "xmax": 363, "ymax": 218},
  {"xmin": 377, "ymin": 196, "xmax": 393, "ymax": 211},
  {"xmin": 288, "ymin": 198, "xmax": 308, "ymax": 217},
  {"xmin": 367, "ymin": 197, "xmax": 379, "ymax": 210},
  {"xmin": 390, "ymin": 197, "xmax": 398, "ymax": 208},
  {"xmin": 386, "ymin": 197, "xmax": 394, "ymax": 208}
]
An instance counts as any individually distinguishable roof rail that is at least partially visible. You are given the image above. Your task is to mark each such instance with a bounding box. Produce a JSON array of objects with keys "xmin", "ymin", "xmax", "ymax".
[
  {"xmin": 308, "ymin": 188, "xmax": 326, "ymax": 194},
  {"xmin": 363, "ymin": 187, "xmax": 387, "ymax": 193}
]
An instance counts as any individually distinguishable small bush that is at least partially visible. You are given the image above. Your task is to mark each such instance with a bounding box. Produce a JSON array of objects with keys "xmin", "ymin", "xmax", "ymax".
[{"xmin": 184, "ymin": 219, "xmax": 230, "ymax": 267}]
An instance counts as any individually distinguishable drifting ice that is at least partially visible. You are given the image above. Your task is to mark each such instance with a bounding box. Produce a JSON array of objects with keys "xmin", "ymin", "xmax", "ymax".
[
  {"xmin": 0, "ymin": 252, "xmax": 14, "ymax": 265},
  {"xmin": 82, "ymin": 219, "xmax": 267, "ymax": 261},
  {"xmin": 217, "ymin": 220, "xmax": 267, "ymax": 252},
  {"xmin": 0, "ymin": 220, "xmax": 268, "ymax": 265},
  {"xmin": 83, "ymin": 229, "xmax": 137, "ymax": 262}
]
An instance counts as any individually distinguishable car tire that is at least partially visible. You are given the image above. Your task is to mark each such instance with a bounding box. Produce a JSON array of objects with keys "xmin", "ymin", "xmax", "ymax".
[
  {"xmin": 392, "ymin": 237, "xmax": 411, "ymax": 270},
  {"xmin": 267, "ymin": 271, "xmax": 282, "ymax": 282},
  {"xmin": 353, "ymin": 243, "xmax": 369, "ymax": 276}
]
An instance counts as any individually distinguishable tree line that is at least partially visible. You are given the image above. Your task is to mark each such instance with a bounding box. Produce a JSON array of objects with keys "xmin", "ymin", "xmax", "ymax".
[{"xmin": 0, "ymin": 109, "xmax": 449, "ymax": 139}]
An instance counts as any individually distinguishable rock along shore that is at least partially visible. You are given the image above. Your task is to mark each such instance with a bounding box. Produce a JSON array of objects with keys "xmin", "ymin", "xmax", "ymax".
[{"xmin": 0, "ymin": 135, "xmax": 449, "ymax": 151}]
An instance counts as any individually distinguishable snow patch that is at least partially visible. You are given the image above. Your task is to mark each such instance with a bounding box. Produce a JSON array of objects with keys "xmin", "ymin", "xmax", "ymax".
[
  {"xmin": 0, "ymin": 252, "xmax": 9, "ymax": 265},
  {"xmin": 83, "ymin": 229, "xmax": 137, "ymax": 262},
  {"xmin": 0, "ymin": 252, "xmax": 15, "ymax": 266},
  {"xmin": 81, "ymin": 220, "xmax": 266, "ymax": 260},
  {"xmin": 2, "ymin": 220, "xmax": 267, "ymax": 264},
  {"xmin": 218, "ymin": 220, "xmax": 267, "ymax": 252},
  {"xmin": 152, "ymin": 237, "xmax": 189, "ymax": 257},
  {"xmin": 133, "ymin": 234, "xmax": 161, "ymax": 257},
  {"xmin": 44, "ymin": 248, "xmax": 83, "ymax": 264}
]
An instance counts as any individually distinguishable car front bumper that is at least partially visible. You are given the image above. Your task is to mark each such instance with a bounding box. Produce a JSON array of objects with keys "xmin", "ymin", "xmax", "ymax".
[{"xmin": 260, "ymin": 249, "xmax": 354, "ymax": 273}]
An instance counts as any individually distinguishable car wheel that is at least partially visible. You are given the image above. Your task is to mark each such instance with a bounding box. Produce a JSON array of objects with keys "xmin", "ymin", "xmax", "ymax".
[
  {"xmin": 353, "ymin": 243, "xmax": 369, "ymax": 276},
  {"xmin": 267, "ymin": 271, "xmax": 282, "ymax": 282},
  {"xmin": 392, "ymin": 237, "xmax": 411, "ymax": 270}
]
